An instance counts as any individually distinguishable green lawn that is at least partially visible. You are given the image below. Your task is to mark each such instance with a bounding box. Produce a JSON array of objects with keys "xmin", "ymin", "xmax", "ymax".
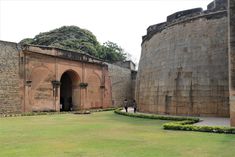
[{"xmin": 0, "ymin": 111, "xmax": 235, "ymax": 157}]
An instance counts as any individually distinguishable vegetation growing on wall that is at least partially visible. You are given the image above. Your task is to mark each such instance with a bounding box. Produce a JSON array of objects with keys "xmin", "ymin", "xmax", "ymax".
[{"xmin": 20, "ymin": 26, "xmax": 127, "ymax": 62}]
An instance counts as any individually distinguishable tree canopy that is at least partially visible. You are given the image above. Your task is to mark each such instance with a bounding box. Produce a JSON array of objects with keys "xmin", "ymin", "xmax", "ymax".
[
  {"xmin": 20, "ymin": 26, "xmax": 127, "ymax": 62},
  {"xmin": 96, "ymin": 41, "xmax": 126, "ymax": 62}
]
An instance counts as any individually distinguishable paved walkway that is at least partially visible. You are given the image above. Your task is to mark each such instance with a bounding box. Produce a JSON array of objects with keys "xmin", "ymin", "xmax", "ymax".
[
  {"xmin": 122, "ymin": 107, "xmax": 230, "ymax": 127},
  {"xmin": 194, "ymin": 117, "xmax": 230, "ymax": 127}
]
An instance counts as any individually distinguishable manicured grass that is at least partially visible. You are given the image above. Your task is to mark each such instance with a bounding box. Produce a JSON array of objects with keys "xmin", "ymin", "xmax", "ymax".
[{"xmin": 0, "ymin": 111, "xmax": 235, "ymax": 157}]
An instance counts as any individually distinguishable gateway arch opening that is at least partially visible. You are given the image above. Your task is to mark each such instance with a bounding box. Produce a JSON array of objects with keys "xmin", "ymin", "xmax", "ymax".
[{"xmin": 60, "ymin": 70, "xmax": 80, "ymax": 111}]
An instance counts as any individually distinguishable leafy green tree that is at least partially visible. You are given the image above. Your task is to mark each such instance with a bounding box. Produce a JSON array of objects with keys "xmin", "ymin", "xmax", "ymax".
[
  {"xmin": 20, "ymin": 38, "xmax": 34, "ymax": 45},
  {"xmin": 20, "ymin": 26, "xmax": 127, "ymax": 62},
  {"xmin": 97, "ymin": 41, "xmax": 126, "ymax": 63}
]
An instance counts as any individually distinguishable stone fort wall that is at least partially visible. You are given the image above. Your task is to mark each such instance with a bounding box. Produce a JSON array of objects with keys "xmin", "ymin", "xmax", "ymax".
[
  {"xmin": 0, "ymin": 41, "xmax": 21, "ymax": 114},
  {"xmin": 136, "ymin": 0, "xmax": 229, "ymax": 117},
  {"xmin": 107, "ymin": 63, "xmax": 133, "ymax": 107},
  {"xmin": 229, "ymin": 0, "xmax": 235, "ymax": 126}
]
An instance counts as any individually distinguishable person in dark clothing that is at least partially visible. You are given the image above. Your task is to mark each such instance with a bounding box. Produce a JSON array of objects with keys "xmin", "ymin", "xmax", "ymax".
[
  {"xmin": 60, "ymin": 97, "xmax": 64, "ymax": 111},
  {"xmin": 124, "ymin": 99, "xmax": 128, "ymax": 112},
  {"xmin": 68, "ymin": 97, "xmax": 73, "ymax": 111},
  {"xmin": 133, "ymin": 99, "xmax": 137, "ymax": 113}
]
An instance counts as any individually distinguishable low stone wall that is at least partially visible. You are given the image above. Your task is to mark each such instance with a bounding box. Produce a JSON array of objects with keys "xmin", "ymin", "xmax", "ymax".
[{"xmin": 0, "ymin": 41, "xmax": 21, "ymax": 114}]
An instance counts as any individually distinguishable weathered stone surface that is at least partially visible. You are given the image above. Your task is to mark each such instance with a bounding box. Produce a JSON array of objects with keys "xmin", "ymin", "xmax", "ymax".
[
  {"xmin": 114, "ymin": 61, "xmax": 136, "ymax": 71},
  {"xmin": 208, "ymin": 0, "xmax": 228, "ymax": 11},
  {"xmin": 107, "ymin": 63, "xmax": 134, "ymax": 107},
  {"xmin": 21, "ymin": 45, "xmax": 112, "ymax": 112},
  {"xmin": 0, "ymin": 41, "xmax": 136, "ymax": 113},
  {"xmin": 136, "ymin": 2, "xmax": 229, "ymax": 117},
  {"xmin": 229, "ymin": 0, "xmax": 235, "ymax": 126},
  {"xmin": 143, "ymin": 10, "xmax": 227, "ymax": 43},
  {"xmin": 144, "ymin": 0, "xmax": 228, "ymax": 44},
  {"xmin": 0, "ymin": 41, "xmax": 21, "ymax": 114},
  {"xmin": 167, "ymin": 8, "xmax": 203, "ymax": 23}
]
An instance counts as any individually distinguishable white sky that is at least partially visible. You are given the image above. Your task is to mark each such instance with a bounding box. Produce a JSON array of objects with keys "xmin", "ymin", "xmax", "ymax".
[{"xmin": 0, "ymin": 0, "xmax": 211, "ymax": 63}]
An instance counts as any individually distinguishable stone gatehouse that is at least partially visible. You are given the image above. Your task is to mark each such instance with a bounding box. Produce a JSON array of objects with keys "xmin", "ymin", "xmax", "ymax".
[{"xmin": 0, "ymin": 41, "xmax": 136, "ymax": 113}]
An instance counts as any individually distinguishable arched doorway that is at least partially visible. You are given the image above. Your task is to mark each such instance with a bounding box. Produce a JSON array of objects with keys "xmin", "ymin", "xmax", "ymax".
[{"xmin": 60, "ymin": 70, "xmax": 80, "ymax": 111}]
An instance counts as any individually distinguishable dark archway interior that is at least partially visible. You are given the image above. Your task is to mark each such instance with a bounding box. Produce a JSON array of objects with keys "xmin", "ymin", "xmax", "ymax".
[{"xmin": 60, "ymin": 72, "xmax": 72, "ymax": 111}]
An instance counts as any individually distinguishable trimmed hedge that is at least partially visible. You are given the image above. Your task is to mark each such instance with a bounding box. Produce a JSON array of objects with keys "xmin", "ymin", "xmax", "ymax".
[
  {"xmin": 0, "ymin": 107, "xmax": 117, "ymax": 118},
  {"xmin": 163, "ymin": 121, "xmax": 235, "ymax": 134},
  {"xmin": 0, "ymin": 111, "xmax": 70, "ymax": 118},
  {"xmin": 114, "ymin": 108, "xmax": 200, "ymax": 122},
  {"xmin": 114, "ymin": 108, "xmax": 235, "ymax": 134},
  {"xmin": 73, "ymin": 108, "xmax": 117, "ymax": 115},
  {"xmin": 90, "ymin": 107, "xmax": 117, "ymax": 112}
]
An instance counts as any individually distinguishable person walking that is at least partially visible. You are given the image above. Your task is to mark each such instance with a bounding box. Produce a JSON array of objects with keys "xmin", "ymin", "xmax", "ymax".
[
  {"xmin": 133, "ymin": 99, "xmax": 137, "ymax": 113},
  {"xmin": 124, "ymin": 99, "xmax": 128, "ymax": 112}
]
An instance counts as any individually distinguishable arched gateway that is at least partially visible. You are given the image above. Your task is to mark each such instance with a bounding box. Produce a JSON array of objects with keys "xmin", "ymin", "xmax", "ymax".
[{"xmin": 60, "ymin": 70, "xmax": 80, "ymax": 111}]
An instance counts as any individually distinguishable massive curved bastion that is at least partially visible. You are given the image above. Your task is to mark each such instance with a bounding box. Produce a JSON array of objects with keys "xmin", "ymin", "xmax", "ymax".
[{"xmin": 136, "ymin": 0, "xmax": 229, "ymax": 117}]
